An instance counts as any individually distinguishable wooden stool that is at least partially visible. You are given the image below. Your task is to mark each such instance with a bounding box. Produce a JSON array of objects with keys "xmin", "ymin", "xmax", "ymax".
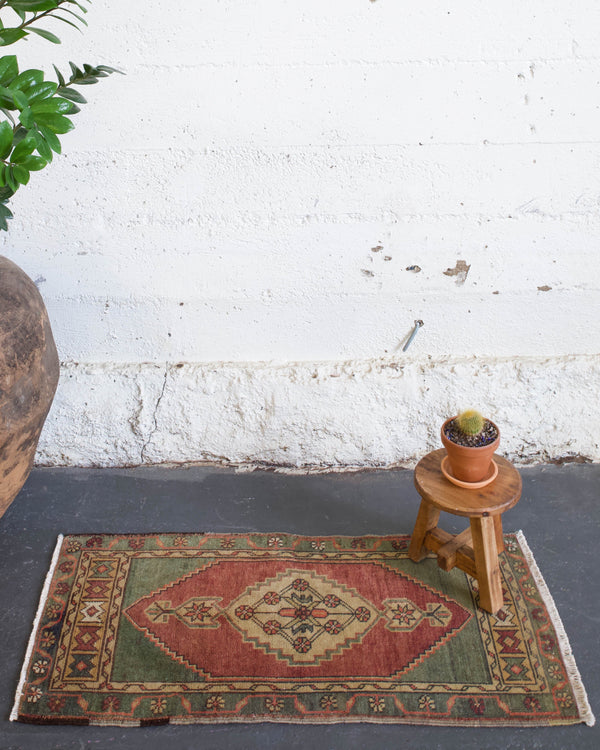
[{"xmin": 409, "ymin": 448, "xmax": 522, "ymax": 614}]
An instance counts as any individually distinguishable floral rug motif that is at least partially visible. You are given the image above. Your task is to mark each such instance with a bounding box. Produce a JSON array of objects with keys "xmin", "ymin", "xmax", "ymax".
[{"xmin": 11, "ymin": 532, "xmax": 594, "ymax": 727}]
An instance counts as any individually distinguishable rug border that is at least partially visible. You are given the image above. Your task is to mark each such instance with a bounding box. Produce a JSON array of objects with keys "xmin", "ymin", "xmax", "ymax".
[
  {"xmin": 515, "ymin": 529, "xmax": 595, "ymax": 727},
  {"xmin": 10, "ymin": 533, "xmax": 64, "ymax": 722}
]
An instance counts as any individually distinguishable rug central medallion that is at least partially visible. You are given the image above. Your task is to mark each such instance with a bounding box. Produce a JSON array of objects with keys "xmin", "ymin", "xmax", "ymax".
[{"xmin": 225, "ymin": 569, "xmax": 377, "ymax": 664}]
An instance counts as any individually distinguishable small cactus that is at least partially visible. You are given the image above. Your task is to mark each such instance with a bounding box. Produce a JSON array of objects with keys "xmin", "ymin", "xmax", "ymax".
[{"xmin": 456, "ymin": 409, "xmax": 485, "ymax": 436}]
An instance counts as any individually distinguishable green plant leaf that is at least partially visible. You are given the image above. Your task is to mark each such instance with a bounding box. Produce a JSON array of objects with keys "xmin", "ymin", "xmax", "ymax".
[
  {"xmin": 33, "ymin": 130, "xmax": 52, "ymax": 160},
  {"xmin": 8, "ymin": 1, "xmax": 61, "ymax": 11},
  {"xmin": 28, "ymin": 28, "xmax": 62, "ymax": 44},
  {"xmin": 57, "ymin": 86, "xmax": 86, "ymax": 103},
  {"xmin": 51, "ymin": 16, "xmax": 80, "ymax": 33},
  {"xmin": 11, "ymin": 89, "xmax": 27, "ymax": 109},
  {"xmin": 73, "ymin": 75, "xmax": 97, "ymax": 85},
  {"xmin": 38, "ymin": 125, "xmax": 61, "ymax": 153},
  {"xmin": 68, "ymin": 0, "xmax": 90, "ymax": 13},
  {"xmin": 27, "ymin": 81, "xmax": 59, "ymax": 102},
  {"xmin": 53, "ymin": 64, "xmax": 66, "ymax": 87},
  {"xmin": 18, "ymin": 106, "xmax": 33, "ymax": 127},
  {"xmin": 58, "ymin": 8, "xmax": 87, "ymax": 27},
  {"xmin": 69, "ymin": 61, "xmax": 84, "ymax": 78},
  {"xmin": 34, "ymin": 112, "xmax": 73, "ymax": 133},
  {"xmin": 10, "ymin": 135, "xmax": 36, "ymax": 163},
  {"xmin": 0, "ymin": 120, "xmax": 13, "ymax": 159},
  {"xmin": 97, "ymin": 65, "xmax": 122, "ymax": 75},
  {"xmin": 5, "ymin": 165, "xmax": 18, "ymax": 192},
  {"xmin": 10, "ymin": 69, "xmax": 44, "ymax": 91},
  {"xmin": 20, "ymin": 154, "xmax": 46, "ymax": 170},
  {"xmin": 12, "ymin": 164, "xmax": 30, "ymax": 185},
  {"xmin": 12, "ymin": 125, "xmax": 28, "ymax": 144},
  {"xmin": 0, "ymin": 201, "xmax": 13, "ymax": 231},
  {"xmin": 66, "ymin": 1, "xmax": 90, "ymax": 14},
  {"xmin": 0, "ymin": 56, "xmax": 18, "ymax": 86},
  {"xmin": 31, "ymin": 98, "xmax": 73, "ymax": 114},
  {"xmin": 0, "ymin": 29, "xmax": 27, "ymax": 47},
  {"xmin": 0, "ymin": 85, "xmax": 16, "ymax": 109}
]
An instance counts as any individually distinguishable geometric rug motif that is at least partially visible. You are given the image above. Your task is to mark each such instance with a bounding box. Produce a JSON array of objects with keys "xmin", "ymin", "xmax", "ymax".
[{"xmin": 11, "ymin": 532, "xmax": 595, "ymax": 726}]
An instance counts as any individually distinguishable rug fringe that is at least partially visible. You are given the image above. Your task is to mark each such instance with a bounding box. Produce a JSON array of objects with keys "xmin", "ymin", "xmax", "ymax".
[
  {"xmin": 515, "ymin": 530, "xmax": 595, "ymax": 727},
  {"xmin": 10, "ymin": 534, "xmax": 64, "ymax": 722}
]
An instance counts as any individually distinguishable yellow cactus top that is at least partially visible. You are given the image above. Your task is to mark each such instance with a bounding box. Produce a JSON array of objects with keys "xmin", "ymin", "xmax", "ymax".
[{"xmin": 456, "ymin": 409, "xmax": 485, "ymax": 436}]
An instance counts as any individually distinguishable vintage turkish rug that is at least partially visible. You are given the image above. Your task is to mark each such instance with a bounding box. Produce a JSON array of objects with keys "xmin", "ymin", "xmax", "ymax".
[{"xmin": 12, "ymin": 532, "xmax": 594, "ymax": 727}]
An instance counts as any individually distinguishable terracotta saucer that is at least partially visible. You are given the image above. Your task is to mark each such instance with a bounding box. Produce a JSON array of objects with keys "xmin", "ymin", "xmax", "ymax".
[{"xmin": 441, "ymin": 456, "xmax": 499, "ymax": 489}]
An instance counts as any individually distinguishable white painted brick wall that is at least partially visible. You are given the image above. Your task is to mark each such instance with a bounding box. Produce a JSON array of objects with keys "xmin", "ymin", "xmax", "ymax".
[{"xmin": 2, "ymin": 1, "xmax": 599, "ymax": 467}]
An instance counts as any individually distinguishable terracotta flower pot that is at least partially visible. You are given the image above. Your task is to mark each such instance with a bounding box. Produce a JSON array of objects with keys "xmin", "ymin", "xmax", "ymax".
[
  {"xmin": 441, "ymin": 416, "xmax": 500, "ymax": 484},
  {"xmin": 0, "ymin": 256, "xmax": 60, "ymax": 519}
]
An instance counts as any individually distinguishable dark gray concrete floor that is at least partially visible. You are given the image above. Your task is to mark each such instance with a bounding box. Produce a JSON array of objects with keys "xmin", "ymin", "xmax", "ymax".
[{"xmin": 0, "ymin": 462, "xmax": 598, "ymax": 750}]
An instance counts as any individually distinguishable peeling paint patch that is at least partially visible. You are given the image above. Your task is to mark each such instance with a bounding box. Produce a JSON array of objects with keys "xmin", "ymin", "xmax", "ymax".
[
  {"xmin": 361, "ymin": 269, "xmax": 375, "ymax": 277},
  {"xmin": 443, "ymin": 260, "xmax": 471, "ymax": 285},
  {"xmin": 537, "ymin": 285, "xmax": 552, "ymax": 292},
  {"xmin": 406, "ymin": 265, "xmax": 421, "ymax": 273},
  {"xmin": 547, "ymin": 454, "xmax": 592, "ymax": 465}
]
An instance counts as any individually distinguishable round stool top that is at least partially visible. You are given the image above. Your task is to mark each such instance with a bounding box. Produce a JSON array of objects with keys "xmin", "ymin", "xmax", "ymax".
[{"xmin": 414, "ymin": 449, "xmax": 522, "ymax": 517}]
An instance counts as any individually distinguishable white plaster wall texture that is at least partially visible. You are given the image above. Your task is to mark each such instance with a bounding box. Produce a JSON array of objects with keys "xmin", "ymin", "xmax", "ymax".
[{"xmin": 1, "ymin": 1, "xmax": 599, "ymax": 467}]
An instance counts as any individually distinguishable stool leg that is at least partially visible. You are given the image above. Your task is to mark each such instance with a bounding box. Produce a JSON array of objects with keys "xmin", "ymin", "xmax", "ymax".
[
  {"xmin": 470, "ymin": 516, "xmax": 503, "ymax": 614},
  {"xmin": 493, "ymin": 514, "xmax": 504, "ymax": 553},
  {"xmin": 409, "ymin": 499, "xmax": 440, "ymax": 563}
]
